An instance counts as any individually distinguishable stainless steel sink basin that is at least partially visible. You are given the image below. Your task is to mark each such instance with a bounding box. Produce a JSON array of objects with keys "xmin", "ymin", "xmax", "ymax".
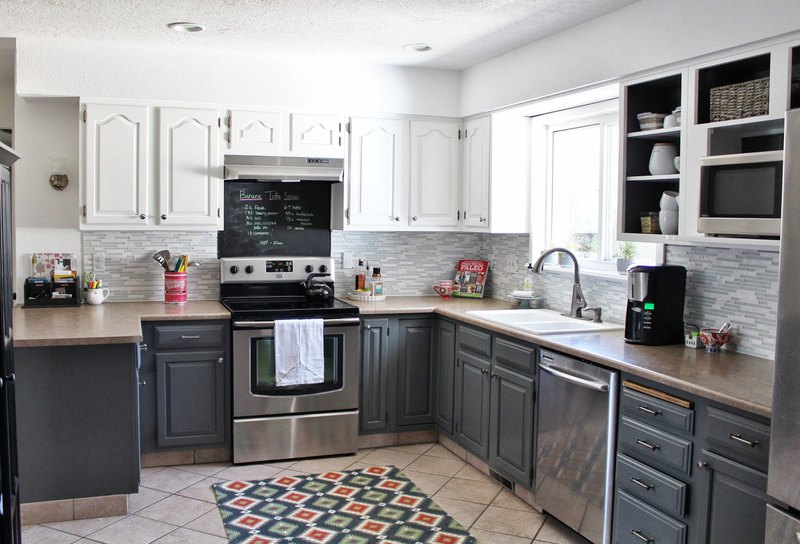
[{"xmin": 465, "ymin": 309, "xmax": 624, "ymax": 335}]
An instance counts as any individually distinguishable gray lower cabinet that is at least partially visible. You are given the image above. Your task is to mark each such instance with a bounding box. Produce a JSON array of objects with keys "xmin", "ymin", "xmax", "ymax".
[
  {"xmin": 359, "ymin": 318, "xmax": 390, "ymax": 433},
  {"xmin": 358, "ymin": 316, "xmax": 435, "ymax": 434},
  {"xmin": 454, "ymin": 350, "xmax": 491, "ymax": 456},
  {"xmin": 140, "ymin": 320, "xmax": 230, "ymax": 452},
  {"xmin": 432, "ymin": 319, "xmax": 456, "ymax": 433},
  {"xmin": 15, "ymin": 343, "xmax": 140, "ymax": 502},
  {"xmin": 489, "ymin": 363, "xmax": 533, "ymax": 484}
]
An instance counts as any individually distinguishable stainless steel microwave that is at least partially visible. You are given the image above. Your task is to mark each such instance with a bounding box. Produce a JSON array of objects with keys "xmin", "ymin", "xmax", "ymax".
[{"xmin": 698, "ymin": 150, "xmax": 784, "ymax": 237}]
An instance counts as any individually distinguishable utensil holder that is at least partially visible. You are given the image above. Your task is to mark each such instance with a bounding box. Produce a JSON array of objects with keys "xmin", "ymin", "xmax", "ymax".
[{"xmin": 165, "ymin": 271, "xmax": 187, "ymax": 304}]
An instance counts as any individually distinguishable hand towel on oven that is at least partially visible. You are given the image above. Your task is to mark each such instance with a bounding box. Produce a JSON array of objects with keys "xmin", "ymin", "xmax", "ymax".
[{"xmin": 274, "ymin": 319, "xmax": 325, "ymax": 386}]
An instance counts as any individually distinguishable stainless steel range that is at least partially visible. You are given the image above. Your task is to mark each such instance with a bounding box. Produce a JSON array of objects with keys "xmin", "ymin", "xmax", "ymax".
[{"xmin": 220, "ymin": 256, "xmax": 360, "ymax": 464}]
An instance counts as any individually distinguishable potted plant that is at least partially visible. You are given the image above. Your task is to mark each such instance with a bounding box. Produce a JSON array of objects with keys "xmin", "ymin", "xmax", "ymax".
[{"xmin": 615, "ymin": 242, "xmax": 638, "ymax": 274}]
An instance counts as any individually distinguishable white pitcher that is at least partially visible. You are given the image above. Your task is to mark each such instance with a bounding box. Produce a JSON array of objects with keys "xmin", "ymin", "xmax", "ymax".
[
  {"xmin": 659, "ymin": 191, "xmax": 679, "ymax": 211},
  {"xmin": 87, "ymin": 288, "xmax": 110, "ymax": 305},
  {"xmin": 649, "ymin": 143, "xmax": 678, "ymax": 175}
]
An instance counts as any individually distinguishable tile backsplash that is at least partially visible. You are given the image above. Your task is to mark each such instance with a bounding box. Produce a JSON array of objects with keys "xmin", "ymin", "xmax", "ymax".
[{"xmin": 82, "ymin": 230, "xmax": 779, "ymax": 359}]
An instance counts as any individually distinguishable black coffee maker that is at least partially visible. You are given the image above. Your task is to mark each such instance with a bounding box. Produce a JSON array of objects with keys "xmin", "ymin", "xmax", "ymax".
[{"xmin": 624, "ymin": 265, "xmax": 687, "ymax": 345}]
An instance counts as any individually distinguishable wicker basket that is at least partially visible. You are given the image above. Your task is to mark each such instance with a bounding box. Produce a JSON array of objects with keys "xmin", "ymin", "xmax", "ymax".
[{"xmin": 710, "ymin": 77, "xmax": 769, "ymax": 122}]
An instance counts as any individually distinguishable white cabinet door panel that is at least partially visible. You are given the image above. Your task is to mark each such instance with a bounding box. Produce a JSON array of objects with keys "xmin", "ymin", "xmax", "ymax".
[
  {"xmin": 348, "ymin": 117, "xmax": 408, "ymax": 228},
  {"xmin": 83, "ymin": 104, "xmax": 149, "ymax": 226},
  {"xmin": 410, "ymin": 120, "xmax": 459, "ymax": 227},
  {"xmin": 158, "ymin": 107, "xmax": 222, "ymax": 228},
  {"xmin": 290, "ymin": 113, "xmax": 344, "ymax": 158},
  {"xmin": 462, "ymin": 117, "xmax": 491, "ymax": 229},
  {"xmin": 228, "ymin": 110, "xmax": 283, "ymax": 155}
]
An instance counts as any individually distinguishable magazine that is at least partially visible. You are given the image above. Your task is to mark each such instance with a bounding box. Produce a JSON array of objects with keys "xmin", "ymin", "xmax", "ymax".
[{"xmin": 453, "ymin": 259, "xmax": 489, "ymax": 298}]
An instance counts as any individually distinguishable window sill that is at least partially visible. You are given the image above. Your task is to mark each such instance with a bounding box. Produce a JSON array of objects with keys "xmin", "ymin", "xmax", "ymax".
[{"xmin": 538, "ymin": 263, "xmax": 628, "ymax": 282}]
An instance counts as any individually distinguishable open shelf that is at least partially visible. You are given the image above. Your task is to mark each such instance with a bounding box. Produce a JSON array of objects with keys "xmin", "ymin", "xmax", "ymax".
[
  {"xmin": 697, "ymin": 53, "xmax": 771, "ymax": 124},
  {"xmin": 626, "ymin": 174, "xmax": 680, "ymax": 182},
  {"xmin": 627, "ymin": 126, "xmax": 681, "ymax": 141}
]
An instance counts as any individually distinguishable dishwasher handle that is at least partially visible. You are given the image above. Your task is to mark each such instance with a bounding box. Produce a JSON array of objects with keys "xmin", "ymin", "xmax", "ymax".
[{"xmin": 540, "ymin": 361, "xmax": 609, "ymax": 392}]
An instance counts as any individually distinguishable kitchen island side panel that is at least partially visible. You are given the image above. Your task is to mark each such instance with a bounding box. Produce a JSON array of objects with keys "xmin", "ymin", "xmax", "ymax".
[{"xmin": 15, "ymin": 343, "xmax": 140, "ymax": 503}]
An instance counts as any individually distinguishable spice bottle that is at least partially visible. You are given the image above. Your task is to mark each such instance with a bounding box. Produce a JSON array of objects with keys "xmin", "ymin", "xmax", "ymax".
[
  {"xmin": 371, "ymin": 267, "xmax": 384, "ymax": 296},
  {"xmin": 355, "ymin": 258, "xmax": 367, "ymax": 291}
]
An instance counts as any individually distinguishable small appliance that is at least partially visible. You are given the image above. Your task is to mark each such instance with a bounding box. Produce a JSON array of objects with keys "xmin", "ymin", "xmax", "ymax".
[{"xmin": 624, "ymin": 265, "xmax": 687, "ymax": 345}]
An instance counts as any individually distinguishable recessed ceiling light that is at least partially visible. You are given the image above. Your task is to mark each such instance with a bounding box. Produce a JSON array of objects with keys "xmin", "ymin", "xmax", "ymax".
[
  {"xmin": 167, "ymin": 22, "xmax": 206, "ymax": 33},
  {"xmin": 403, "ymin": 43, "xmax": 432, "ymax": 52}
]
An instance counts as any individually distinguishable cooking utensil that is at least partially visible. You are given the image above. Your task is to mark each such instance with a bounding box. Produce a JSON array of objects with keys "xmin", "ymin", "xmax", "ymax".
[
  {"xmin": 152, "ymin": 250, "xmax": 171, "ymax": 271},
  {"xmin": 718, "ymin": 321, "xmax": 733, "ymax": 334}
]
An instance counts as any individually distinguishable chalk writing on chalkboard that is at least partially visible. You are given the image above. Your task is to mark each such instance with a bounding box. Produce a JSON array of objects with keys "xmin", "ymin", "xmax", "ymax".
[{"xmin": 217, "ymin": 181, "xmax": 331, "ymax": 257}]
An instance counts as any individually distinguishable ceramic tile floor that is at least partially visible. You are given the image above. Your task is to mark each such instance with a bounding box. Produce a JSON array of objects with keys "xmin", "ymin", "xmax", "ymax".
[{"xmin": 22, "ymin": 442, "xmax": 591, "ymax": 544}]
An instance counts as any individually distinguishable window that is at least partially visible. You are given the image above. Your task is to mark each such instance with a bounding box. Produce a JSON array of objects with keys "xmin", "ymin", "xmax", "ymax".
[{"xmin": 531, "ymin": 99, "xmax": 658, "ymax": 273}]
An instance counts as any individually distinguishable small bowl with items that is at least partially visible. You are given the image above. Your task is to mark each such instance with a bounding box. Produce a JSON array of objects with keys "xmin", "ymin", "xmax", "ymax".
[
  {"xmin": 699, "ymin": 324, "xmax": 733, "ymax": 352},
  {"xmin": 636, "ymin": 112, "xmax": 667, "ymax": 131}
]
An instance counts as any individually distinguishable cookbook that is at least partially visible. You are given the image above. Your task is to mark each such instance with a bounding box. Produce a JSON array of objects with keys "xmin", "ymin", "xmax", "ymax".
[{"xmin": 453, "ymin": 259, "xmax": 489, "ymax": 298}]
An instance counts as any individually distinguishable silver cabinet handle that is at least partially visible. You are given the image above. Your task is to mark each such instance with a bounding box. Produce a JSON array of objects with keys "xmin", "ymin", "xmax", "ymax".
[
  {"xmin": 540, "ymin": 362, "xmax": 609, "ymax": 392},
  {"xmin": 139, "ymin": 214, "xmax": 146, "ymax": 220},
  {"xmin": 631, "ymin": 530, "xmax": 654, "ymax": 543},
  {"xmin": 480, "ymin": 217, "xmax": 487, "ymax": 223},
  {"xmin": 630, "ymin": 478, "xmax": 653, "ymax": 490},
  {"xmin": 729, "ymin": 433, "xmax": 759, "ymax": 447},
  {"xmin": 181, "ymin": 335, "xmax": 201, "ymax": 339},
  {"xmin": 697, "ymin": 461, "xmax": 709, "ymax": 469},
  {"xmin": 480, "ymin": 368, "xmax": 487, "ymax": 375},
  {"xmin": 365, "ymin": 324, "xmax": 372, "ymax": 330},
  {"xmin": 161, "ymin": 214, "xmax": 167, "ymax": 220},
  {"xmin": 637, "ymin": 405, "xmax": 661, "ymax": 416},
  {"xmin": 412, "ymin": 216, "xmax": 418, "ymax": 221},
  {"xmin": 139, "ymin": 343, "xmax": 148, "ymax": 352},
  {"xmin": 635, "ymin": 439, "xmax": 660, "ymax": 451},
  {"xmin": 217, "ymin": 357, "xmax": 224, "ymax": 364}
]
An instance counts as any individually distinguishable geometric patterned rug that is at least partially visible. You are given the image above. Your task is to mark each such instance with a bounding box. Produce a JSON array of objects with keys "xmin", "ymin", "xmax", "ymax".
[{"xmin": 213, "ymin": 465, "xmax": 480, "ymax": 544}]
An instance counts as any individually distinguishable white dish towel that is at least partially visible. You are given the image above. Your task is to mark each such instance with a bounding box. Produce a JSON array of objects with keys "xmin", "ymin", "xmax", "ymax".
[{"xmin": 274, "ymin": 319, "xmax": 325, "ymax": 386}]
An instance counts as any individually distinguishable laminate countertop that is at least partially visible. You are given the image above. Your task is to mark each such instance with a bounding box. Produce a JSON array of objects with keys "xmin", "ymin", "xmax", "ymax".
[
  {"xmin": 12, "ymin": 301, "xmax": 230, "ymax": 348},
  {"xmin": 347, "ymin": 295, "xmax": 774, "ymax": 417}
]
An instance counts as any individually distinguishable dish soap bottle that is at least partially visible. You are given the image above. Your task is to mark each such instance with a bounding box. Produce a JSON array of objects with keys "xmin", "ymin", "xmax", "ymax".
[
  {"xmin": 522, "ymin": 263, "xmax": 535, "ymax": 292},
  {"xmin": 371, "ymin": 267, "xmax": 384, "ymax": 296}
]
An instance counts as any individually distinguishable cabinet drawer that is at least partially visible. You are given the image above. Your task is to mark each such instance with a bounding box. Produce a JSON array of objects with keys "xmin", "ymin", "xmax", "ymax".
[
  {"xmin": 622, "ymin": 385, "xmax": 694, "ymax": 435},
  {"xmin": 616, "ymin": 453, "xmax": 687, "ymax": 518},
  {"xmin": 614, "ymin": 489, "xmax": 686, "ymax": 544},
  {"xmin": 458, "ymin": 325, "xmax": 492, "ymax": 357},
  {"xmin": 493, "ymin": 336, "xmax": 536, "ymax": 375},
  {"xmin": 705, "ymin": 406, "xmax": 770, "ymax": 470},
  {"xmin": 153, "ymin": 324, "xmax": 226, "ymax": 350},
  {"xmin": 619, "ymin": 417, "xmax": 693, "ymax": 474}
]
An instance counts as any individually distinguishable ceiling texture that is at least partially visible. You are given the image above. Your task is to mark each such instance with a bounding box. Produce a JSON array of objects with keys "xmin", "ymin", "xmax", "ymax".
[{"xmin": 0, "ymin": 0, "xmax": 640, "ymax": 70}]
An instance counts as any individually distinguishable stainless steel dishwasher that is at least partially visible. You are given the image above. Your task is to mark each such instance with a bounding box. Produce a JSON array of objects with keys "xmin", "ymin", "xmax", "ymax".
[{"xmin": 535, "ymin": 349, "xmax": 619, "ymax": 544}]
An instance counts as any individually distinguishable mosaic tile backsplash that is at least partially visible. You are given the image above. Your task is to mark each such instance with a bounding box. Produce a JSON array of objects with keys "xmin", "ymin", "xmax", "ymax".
[{"xmin": 82, "ymin": 230, "xmax": 779, "ymax": 358}]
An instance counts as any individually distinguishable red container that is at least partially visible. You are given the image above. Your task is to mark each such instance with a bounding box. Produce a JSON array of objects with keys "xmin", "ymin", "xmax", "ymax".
[{"xmin": 164, "ymin": 271, "xmax": 187, "ymax": 304}]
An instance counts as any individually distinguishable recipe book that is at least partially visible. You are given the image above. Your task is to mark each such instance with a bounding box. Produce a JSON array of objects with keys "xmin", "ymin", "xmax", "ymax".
[{"xmin": 453, "ymin": 259, "xmax": 489, "ymax": 298}]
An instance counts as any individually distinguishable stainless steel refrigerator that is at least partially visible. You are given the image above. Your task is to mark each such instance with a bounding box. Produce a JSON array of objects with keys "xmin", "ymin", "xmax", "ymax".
[{"xmin": 766, "ymin": 108, "xmax": 800, "ymax": 540}]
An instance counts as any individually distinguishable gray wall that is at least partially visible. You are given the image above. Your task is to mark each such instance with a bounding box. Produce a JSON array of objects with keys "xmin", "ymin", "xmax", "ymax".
[{"xmin": 81, "ymin": 230, "xmax": 778, "ymax": 359}]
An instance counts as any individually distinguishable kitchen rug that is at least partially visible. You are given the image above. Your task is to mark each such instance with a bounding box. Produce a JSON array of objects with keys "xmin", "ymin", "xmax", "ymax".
[{"xmin": 213, "ymin": 465, "xmax": 479, "ymax": 544}]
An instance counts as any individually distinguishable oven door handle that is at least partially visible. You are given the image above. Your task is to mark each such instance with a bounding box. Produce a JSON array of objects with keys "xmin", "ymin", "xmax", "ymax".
[{"xmin": 233, "ymin": 317, "xmax": 362, "ymax": 328}]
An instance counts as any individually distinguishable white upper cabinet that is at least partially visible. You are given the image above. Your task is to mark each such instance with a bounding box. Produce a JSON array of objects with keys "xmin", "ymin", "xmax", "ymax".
[
  {"xmin": 347, "ymin": 117, "xmax": 408, "ymax": 228},
  {"xmin": 409, "ymin": 119, "xmax": 460, "ymax": 228},
  {"xmin": 227, "ymin": 110, "xmax": 283, "ymax": 155},
  {"xmin": 82, "ymin": 103, "xmax": 149, "ymax": 226},
  {"xmin": 461, "ymin": 117, "xmax": 491, "ymax": 230},
  {"xmin": 289, "ymin": 113, "xmax": 345, "ymax": 158},
  {"xmin": 158, "ymin": 107, "xmax": 223, "ymax": 228}
]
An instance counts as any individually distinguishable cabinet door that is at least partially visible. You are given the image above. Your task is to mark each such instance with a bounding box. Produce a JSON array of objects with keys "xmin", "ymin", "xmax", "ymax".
[
  {"xmin": 158, "ymin": 107, "xmax": 222, "ymax": 228},
  {"xmin": 289, "ymin": 113, "xmax": 344, "ymax": 158},
  {"xmin": 454, "ymin": 351, "xmax": 491, "ymax": 458},
  {"xmin": 228, "ymin": 110, "xmax": 284, "ymax": 155},
  {"xmin": 409, "ymin": 119, "xmax": 460, "ymax": 228},
  {"xmin": 348, "ymin": 117, "xmax": 408, "ymax": 228},
  {"xmin": 433, "ymin": 320, "xmax": 456, "ymax": 433},
  {"xmin": 489, "ymin": 364, "xmax": 534, "ymax": 485},
  {"xmin": 155, "ymin": 350, "xmax": 226, "ymax": 448},
  {"xmin": 359, "ymin": 318, "xmax": 390, "ymax": 433},
  {"xmin": 461, "ymin": 117, "xmax": 491, "ymax": 229},
  {"xmin": 82, "ymin": 103, "xmax": 149, "ymax": 226},
  {"xmin": 395, "ymin": 318, "xmax": 434, "ymax": 427},
  {"xmin": 695, "ymin": 449, "xmax": 769, "ymax": 544}
]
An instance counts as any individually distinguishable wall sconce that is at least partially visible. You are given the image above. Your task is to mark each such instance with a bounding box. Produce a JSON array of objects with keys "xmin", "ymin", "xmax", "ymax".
[{"xmin": 49, "ymin": 157, "xmax": 68, "ymax": 191}]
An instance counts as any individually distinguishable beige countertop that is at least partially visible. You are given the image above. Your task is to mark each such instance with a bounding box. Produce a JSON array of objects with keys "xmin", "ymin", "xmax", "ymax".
[
  {"xmin": 12, "ymin": 301, "xmax": 230, "ymax": 347},
  {"xmin": 346, "ymin": 295, "xmax": 774, "ymax": 417}
]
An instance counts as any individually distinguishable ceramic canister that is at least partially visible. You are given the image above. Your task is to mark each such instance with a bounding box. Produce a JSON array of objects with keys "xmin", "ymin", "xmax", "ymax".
[{"xmin": 648, "ymin": 143, "xmax": 678, "ymax": 175}]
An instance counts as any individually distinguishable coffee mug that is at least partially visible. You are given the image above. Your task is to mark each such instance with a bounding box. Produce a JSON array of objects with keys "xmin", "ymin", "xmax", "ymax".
[
  {"xmin": 433, "ymin": 280, "xmax": 453, "ymax": 298},
  {"xmin": 87, "ymin": 288, "xmax": 110, "ymax": 305}
]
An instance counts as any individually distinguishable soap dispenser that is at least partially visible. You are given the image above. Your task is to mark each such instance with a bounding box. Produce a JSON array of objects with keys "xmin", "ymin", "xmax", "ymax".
[{"xmin": 522, "ymin": 263, "xmax": 535, "ymax": 292}]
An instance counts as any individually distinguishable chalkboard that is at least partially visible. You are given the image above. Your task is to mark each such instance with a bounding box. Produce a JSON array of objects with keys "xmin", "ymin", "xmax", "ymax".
[{"xmin": 217, "ymin": 181, "xmax": 331, "ymax": 257}]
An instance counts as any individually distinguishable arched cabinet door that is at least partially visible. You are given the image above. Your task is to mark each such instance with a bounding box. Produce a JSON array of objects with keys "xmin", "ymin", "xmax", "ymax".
[{"xmin": 409, "ymin": 119, "xmax": 460, "ymax": 228}]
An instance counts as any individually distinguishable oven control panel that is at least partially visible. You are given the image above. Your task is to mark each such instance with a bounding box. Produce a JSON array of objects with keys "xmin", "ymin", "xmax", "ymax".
[{"xmin": 220, "ymin": 257, "xmax": 334, "ymax": 283}]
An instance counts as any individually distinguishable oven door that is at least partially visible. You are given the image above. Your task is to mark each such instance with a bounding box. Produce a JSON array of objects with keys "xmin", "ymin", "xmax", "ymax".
[{"xmin": 232, "ymin": 317, "xmax": 360, "ymax": 418}]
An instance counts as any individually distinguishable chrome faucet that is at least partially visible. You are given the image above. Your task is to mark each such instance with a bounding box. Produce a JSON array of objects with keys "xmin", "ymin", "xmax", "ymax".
[{"xmin": 531, "ymin": 247, "xmax": 600, "ymax": 321}]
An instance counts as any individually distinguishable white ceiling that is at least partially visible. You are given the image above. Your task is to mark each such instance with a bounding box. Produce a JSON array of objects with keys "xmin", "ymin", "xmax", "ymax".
[{"xmin": 0, "ymin": 0, "xmax": 640, "ymax": 70}]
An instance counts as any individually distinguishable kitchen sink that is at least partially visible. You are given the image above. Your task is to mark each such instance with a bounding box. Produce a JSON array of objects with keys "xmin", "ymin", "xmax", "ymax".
[{"xmin": 465, "ymin": 309, "xmax": 624, "ymax": 335}]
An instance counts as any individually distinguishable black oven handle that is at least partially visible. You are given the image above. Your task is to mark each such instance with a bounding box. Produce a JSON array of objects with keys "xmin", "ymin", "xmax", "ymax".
[{"xmin": 233, "ymin": 317, "xmax": 361, "ymax": 328}]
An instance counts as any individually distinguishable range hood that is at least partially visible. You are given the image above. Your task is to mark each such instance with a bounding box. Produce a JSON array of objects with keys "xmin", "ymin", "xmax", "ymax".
[{"xmin": 224, "ymin": 156, "xmax": 344, "ymax": 182}]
